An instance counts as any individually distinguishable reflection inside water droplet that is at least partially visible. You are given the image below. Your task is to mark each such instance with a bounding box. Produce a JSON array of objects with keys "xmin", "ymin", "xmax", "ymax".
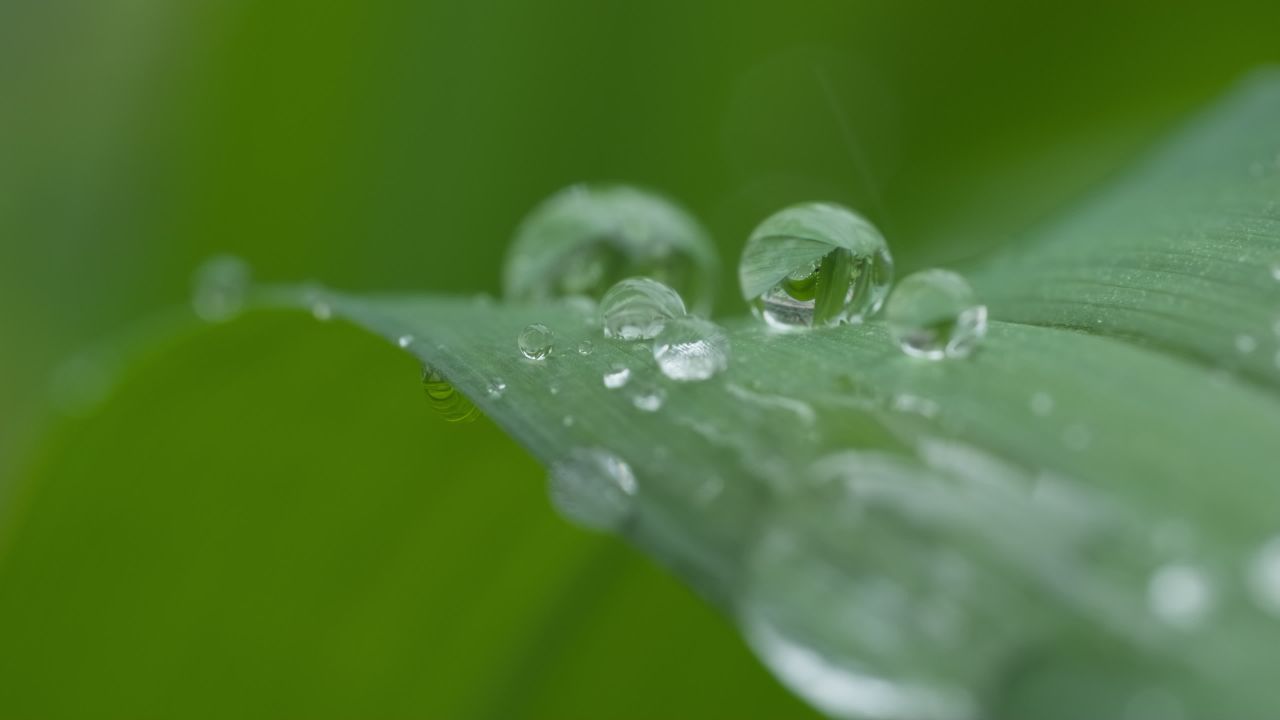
[
  {"xmin": 739, "ymin": 202, "xmax": 893, "ymax": 329},
  {"xmin": 422, "ymin": 366, "xmax": 480, "ymax": 423}
]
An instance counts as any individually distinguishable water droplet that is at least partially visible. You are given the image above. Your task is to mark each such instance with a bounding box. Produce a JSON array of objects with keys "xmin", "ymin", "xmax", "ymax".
[
  {"xmin": 503, "ymin": 184, "xmax": 718, "ymax": 313},
  {"xmin": 1030, "ymin": 391, "xmax": 1054, "ymax": 417},
  {"xmin": 191, "ymin": 255, "xmax": 251, "ymax": 322},
  {"xmin": 518, "ymin": 323, "xmax": 554, "ymax": 360},
  {"xmin": 549, "ymin": 383, "xmax": 560, "ymax": 395},
  {"xmin": 577, "ymin": 340, "xmax": 594, "ymax": 355},
  {"xmin": 562, "ymin": 415, "xmax": 575, "ymax": 427},
  {"xmin": 739, "ymin": 202, "xmax": 893, "ymax": 329},
  {"xmin": 653, "ymin": 317, "xmax": 731, "ymax": 382},
  {"xmin": 599, "ymin": 277, "xmax": 687, "ymax": 341},
  {"xmin": 1246, "ymin": 535, "xmax": 1280, "ymax": 615},
  {"xmin": 603, "ymin": 364, "xmax": 632, "ymax": 389},
  {"xmin": 631, "ymin": 386, "xmax": 666, "ymax": 412},
  {"xmin": 547, "ymin": 447, "xmax": 637, "ymax": 531},
  {"xmin": 397, "ymin": 335, "xmax": 414, "ymax": 348},
  {"xmin": 1271, "ymin": 261, "xmax": 1280, "ymax": 281},
  {"xmin": 1147, "ymin": 563, "xmax": 1212, "ymax": 629},
  {"xmin": 486, "ymin": 379, "xmax": 506, "ymax": 399},
  {"xmin": 422, "ymin": 366, "xmax": 480, "ymax": 423},
  {"xmin": 886, "ymin": 269, "xmax": 988, "ymax": 360},
  {"xmin": 1235, "ymin": 333, "xmax": 1257, "ymax": 354}
]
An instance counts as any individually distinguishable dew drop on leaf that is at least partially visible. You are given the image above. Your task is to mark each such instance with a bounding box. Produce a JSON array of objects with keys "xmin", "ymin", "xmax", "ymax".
[
  {"xmin": 421, "ymin": 366, "xmax": 480, "ymax": 423},
  {"xmin": 1146, "ymin": 563, "xmax": 1212, "ymax": 629},
  {"xmin": 397, "ymin": 334, "xmax": 413, "ymax": 348},
  {"xmin": 738, "ymin": 202, "xmax": 893, "ymax": 329},
  {"xmin": 652, "ymin": 317, "xmax": 731, "ymax": 382},
  {"xmin": 547, "ymin": 447, "xmax": 637, "ymax": 531},
  {"xmin": 191, "ymin": 255, "xmax": 251, "ymax": 322},
  {"xmin": 502, "ymin": 184, "xmax": 718, "ymax": 314},
  {"xmin": 886, "ymin": 269, "xmax": 988, "ymax": 360},
  {"xmin": 576, "ymin": 340, "xmax": 594, "ymax": 355},
  {"xmin": 599, "ymin": 277, "xmax": 688, "ymax": 341},
  {"xmin": 518, "ymin": 323, "xmax": 554, "ymax": 360},
  {"xmin": 602, "ymin": 364, "xmax": 631, "ymax": 389}
]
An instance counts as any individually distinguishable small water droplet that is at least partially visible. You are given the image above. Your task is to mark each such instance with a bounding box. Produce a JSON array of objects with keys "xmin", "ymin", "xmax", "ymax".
[
  {"xmin": 486, "ymin": 379, "xmax": 506, "ymax": 399},
  {"xmin": 549, "ymin": 384, "xmax": 560, "ymax": 395},
  {"xmin": 603, "ymin": 364, "xmax": 631, "ymax": 389},
  {"xmin": 191, "ymin": 255, "xmax": 252, "ymax": 322},
  {"xmin": 422, "ymin": 366, "xmax": 480, "ymax": 423},
  {"xmin": 577, "ymin": 340, "xmax": 594, "ymax": 355},
  {"xmin": 518, "ymin": 323, "xmax": 554, "ymax": 360},
  {"xmin": 1246, "ymin": 535, "xmax": 1280, "ymax": 615},
  {"xmin": 397, "ymin": 335, "xmax": 414, "ymax": 348},
  {"xmin": 631, "ymin": 386, "xmax": 666, "ymax": 412},
  {"xmin": 548, "ymin": 447, "xmax": 637, "ymax": 531},
  {"xmin": 1270, "ymin": 261, "xmax": 1280, "ymax": 281},
  {"xmin": 652, "ymin": 317, "xmax": 730, "ymax": 382},
  {"xmin": 886, "ymin": 269, "xmax": 987, "ymax": 360},
  {"xmin": 599, "ymin": 277, "xmax": 688, "ymax": 340},
  {"xmin": 739, "ymin": 202, "xmax": 893, "ymax": 329},
  {"xmin": 1147, "ymin": 563, "xmax": 1212, "ymax": 629},
  {"xmin": 311, "ymin": 300, "xmax": 333, "ymax": 321},
  {"xmin": 562, "ymin": 415, "xmax": 575, "ymax": 427},
  {"xmin": 1235, "ymin": 333, "xmax": 1257, "ymax": 354},
  {"xmin": 503, "ymin": 184, "xmax": 718, "ymax": 313},
  {"xmin": 1030, "ymin": 391, "xmax": 1054, "ymax": 417}
]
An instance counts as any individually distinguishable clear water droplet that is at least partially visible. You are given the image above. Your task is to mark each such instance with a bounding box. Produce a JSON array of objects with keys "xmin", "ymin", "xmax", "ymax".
[
  {"xmin": 886, "ymin": 269, "xmax": 988, "ymax": 360},
  {"xmin": 548, "ymin": 447, "xmax": 637, "ymax": 531},
  {"xmin": 191, "ymin": 255, "xmax": 251, "ymax": 322},
  {"xmin": 603, "ymin": 364, "xmax": 632, "ymax": 389},
  {"xmin": 739, "ymin": 202, "xmax": 893, "ymax": 329},
  {"xmin": 422, "ymin": 366, "xmax": 480, "ymax": 423},
  {"xmin": 503, "ymin": 184, "xmax": 718, "ymax": 314},
  {"xmin": 1235, "ymin": 333, "xmax": 1257, "ymax": 354},
  {"xmin": 562, "ymin": 415, "xmax": 575, "ymax": 427},
  {"xmin": 486, "ymin": 379, "xmax": 506, "ymax": 399},
  {"xmin": 1246, "ymin": 535, "xmax": 1280, "ymax": 615},
  {"xmin": 577, "ymin": 340, "xmax": 594, "ymax": 355},
  {"xmin": 599, "ymin": 277, "xmax": 687, "ymax": 341},
  {"xmin": 631, "ymin": 385, "xmax": 666, "ymax": 412},
  {"xmin": 653, "ymin": 317, "xmax": 731, "ymax": 382},
  {"xmin": 397, "ymin": 335, "xmax": 414, "ymax": 348},
  {"xmin": 518, "ymin": 323, "xmax": 554, "ymax": 360},
  {"xmin": 1030, "ymin": 391, "xmax": 1054, "ymax": 417},
  {"xmin": 1147, "ymin": 563, "xmax": 1212, "ymax": 629}
]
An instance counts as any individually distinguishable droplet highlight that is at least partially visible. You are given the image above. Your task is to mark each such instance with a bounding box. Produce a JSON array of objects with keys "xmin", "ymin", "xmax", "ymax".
[
  {"xmin": 518, "ymin": 323, "xmax": 554, "ymax": 360},
  {"xmin": 603, "ymin": 364, "xmax": 632, "ymax": 389},
  {"xmin": 503, "ymin": 184, "xmax": 718, "ymax": 314},
  {"xmin": 886, "ymin": 269, "xmax": 988, "ymax": 360},
  {"xmin": 653, "ymin": 317, "xmax": 731, "ymax": 382},
  {"xmin": 599, "ymin": 277, "xmax": 688, "ymax": 341},
  {"xmin": 1147, "ymin": 563, "xmax": 1212, "ymax": 629},
  {"xmin": 548, "ymin": 447, "xmax": 637, "ymax": 531},
  {"xmin": 739, "ymin": 202, "xmax": 893, "ymax": 329}
]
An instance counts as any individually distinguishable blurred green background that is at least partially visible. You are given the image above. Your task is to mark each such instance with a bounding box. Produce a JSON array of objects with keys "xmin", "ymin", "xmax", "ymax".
[{"xmin": 2, "ymin": 0, "xmax": 1280, "ymax": 716}]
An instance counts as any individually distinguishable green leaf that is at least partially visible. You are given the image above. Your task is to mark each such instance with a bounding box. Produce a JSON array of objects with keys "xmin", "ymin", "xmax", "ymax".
[{"xmin": 7, "ymin": 71, "xmax": 1280, "ymax": 720}]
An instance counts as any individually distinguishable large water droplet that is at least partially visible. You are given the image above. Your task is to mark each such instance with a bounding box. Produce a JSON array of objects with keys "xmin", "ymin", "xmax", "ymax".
[
  {"xmin": 191, "ymin": 255, "xmax": 251, "ymax": 322},
  {"xmin": 503, "ymin": 184, "xmax": 718, "ymax": 314},
  {"xmin": 599, "ymin": 277, "xmax": 688, "ymax": 341},
  {"xmin": 886, "ymin": 269, "xmax": 987, "ymax": 360},
  {"xmin": 548, "ymin": 447, "xmax": 637, "ymax": 531},
  {"xmin": 739, "ymin": 202, "xmax": 893, "ymax": 329},
  {"xmin": 653, "ymin": 317, "xmax": 731, "ymax": 381},
  {"xmin": 422, "ymin": 366, "xmax": 480, "ymax": 423},
  {"xmin": 518, "ymin": 323, "xmax": 554, "ymax": 360}
]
